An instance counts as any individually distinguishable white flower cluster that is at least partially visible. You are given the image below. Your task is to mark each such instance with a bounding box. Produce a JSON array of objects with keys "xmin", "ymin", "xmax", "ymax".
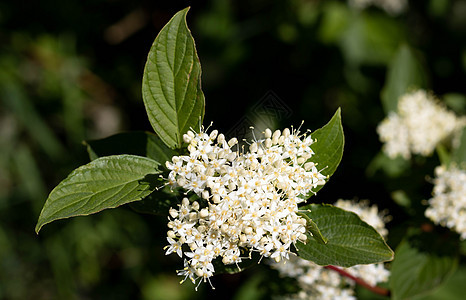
[
  {"xmin": 377, "ymin": 90, "xmax": 464, "ymax": 159},
  {"xmin": 349, "ymin": 0, "xmax": 407, "ymax": 15},
  {"xmin": 271, "ymin": 200, "xmax": 390, "ymax": 300},
  {"xmin": 425, "ymin": 165, "xmax": 466, "ymax": 240},
  {"xmin": 164, "ymin": 126, "xmax": 327, "ymax": 287}
]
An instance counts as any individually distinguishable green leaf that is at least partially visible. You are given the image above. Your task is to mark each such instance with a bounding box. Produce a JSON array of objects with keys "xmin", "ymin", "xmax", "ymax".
[
  {"xmin": 389, "ymin": 240, "xmax": 458, "ymax": 300},
  {"xmin": 129, "ymin": 185, "xmax": 180, "ymax": 216},
  {"xmin": 414, "ymin": 266, "xmax": 466, "ymax": 300},
  {"xmin": 451, "ymin": 126, "xmax": 466, "ymax": 166},
  {"xmin": 36, "ymin": 155, "xmax": 161, "ymax": 233},
  {"xmin": 84, "ymin": 131, "xmax": 176, "ymax": 163},
  {"xmin": 339, "ymin": 12, "xmax": 404, "ymax": 66},
  {"xmin": 297, "ymin": 211, "xmax": 328, "ymax": 245},
  {"xmin": 296, "ymin": 204, "xmax": 394, "ymax": 267},
  {"xmin": 381, "ymin": 45, "xmax": 428, "ymax": 114},
  {"xmin": 142, "ymin": 7, "xmax": 205, "ymax": 149},
  {"xmin": 444, "ymin": 93, "xmax": 466, "ymax": 115},
  {"xmin": 308, "ymin": 108, "xmax": 344, "ymax": 195},
  {"xmin": 366, "ymin": 151, "xmax": 410, "ymax": 178}
]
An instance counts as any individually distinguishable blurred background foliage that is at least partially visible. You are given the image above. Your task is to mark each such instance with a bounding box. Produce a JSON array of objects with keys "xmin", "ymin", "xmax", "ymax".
[{"xmin": 1, "ymin": 0, "xmax": 465, "ymax": 299}]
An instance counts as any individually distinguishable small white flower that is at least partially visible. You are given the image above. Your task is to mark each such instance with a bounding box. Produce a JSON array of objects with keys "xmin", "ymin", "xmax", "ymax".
[
  {"xmin": 425, "ymin": 165, "xmax": 466, "ymax": 239},
  {"xmin": 377, "ymin": 90, "xmax": 464, "ymax": 159}
]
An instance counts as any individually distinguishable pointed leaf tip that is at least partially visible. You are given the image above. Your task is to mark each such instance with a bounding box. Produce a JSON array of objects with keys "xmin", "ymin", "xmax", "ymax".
[
  {"xmin": 142, "ymin": 7, "xmax": 205, "ymax": 149},
  {"xmin": 35, "ymin": 155, "xmax": 161, "ymax": 233}
]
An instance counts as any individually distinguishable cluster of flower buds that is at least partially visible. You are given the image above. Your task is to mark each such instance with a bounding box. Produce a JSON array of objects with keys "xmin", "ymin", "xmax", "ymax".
[
  {"xmin": 164, "ymin": 125, "xmax": 327, "ymax": 287},
  {"xmin": 425, "ymin": 165, "xmax": 466, "ymax": 240},
  {"xmin": 377, "ymin": 90, "xmax": 464, "ymax": 159}
]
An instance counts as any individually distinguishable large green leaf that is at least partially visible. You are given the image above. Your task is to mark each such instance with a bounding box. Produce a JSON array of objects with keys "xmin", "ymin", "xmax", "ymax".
[
  {"xmin": 308, "ymin": 108, "xmax": 344, "ymax": 195},
  {"xmin": 36, "ymin": 155, "xmax": 161, "ymax": 233},
  {"xmin": 414, "ymin": 266, "xmax": 466, "ymax": 300},
  {"xmin": 83, "ymin": 131, "xmax": 176, "ymax": 163},
  {"xmin": 142, "ymin": 7, "xmax": 205, "ymax": 149},
  {"xmin": 296, "ymin": 204, "xmax": 394, "ymax": 267},
  {"xmin": 381, "ymin": 45, "xmax": 428, "ymax": 114},
  {"xmin": 389, "ymin": 239, "xmax": 458, "ymax": 300}
]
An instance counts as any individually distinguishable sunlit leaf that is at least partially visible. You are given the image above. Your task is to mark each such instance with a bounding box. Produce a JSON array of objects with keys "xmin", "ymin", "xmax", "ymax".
[
  {"xmin": 36, "ymin": 155, "xmax": 161, "ymax": 233},
  {"xmin": 142, "ymin": 7, "xmax": 205, "ymax": 149}
]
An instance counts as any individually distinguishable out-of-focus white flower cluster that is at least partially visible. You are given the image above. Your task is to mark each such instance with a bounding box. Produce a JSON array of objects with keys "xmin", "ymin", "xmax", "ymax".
[
  {"xmin": 271, "ymin": 200, "xmax": 390, "ymax": 300},
  {"xmin": 164, "ymin": 126, "xmax": 327, "ymax": 287},
  {"xmin": 377, "ymin": 90, "xmax": 464, "ymax": 159},
  {"xmin": 349, "ymin": 0, "xmax": 407, "ymax": 15},
  {"xmin": 425, "ymin": 165, "xmax": 466, "ymax": 240}
]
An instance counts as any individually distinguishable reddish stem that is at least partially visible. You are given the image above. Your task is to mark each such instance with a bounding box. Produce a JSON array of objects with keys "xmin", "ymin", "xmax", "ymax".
[{"xmin": 324, "ymin": 265, "xmax": 390, "ymax": 297}]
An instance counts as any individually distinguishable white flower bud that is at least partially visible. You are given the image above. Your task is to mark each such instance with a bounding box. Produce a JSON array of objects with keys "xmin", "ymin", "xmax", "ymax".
[
  {"xmin": 199, "ymin": 208, "xmax": 209, "ymax": 218},
  {"xmin": 240, "ymin": 234, "xmax": 247, "ymax": 243},
  {"xmin": 188, "ymin": 212, "xmax": 197, "ymax": 221},
  {"xmin": 167, "ymin": 230, "xmax": 176, "ymax": 239},
  {"xmin": 187, "ymin": 130, "xmax": 195, "ymax": 138},
  {"xmin": 304, "ymin": 162, "xmax": 315, "ymax": 170},
  {"xmin": 217, "ymin": 133, "xmax": 225, "ymax": 144},
  {"xmin": 228, "ymin": 137, "xmax": 238, "ymax": 147},
  {"xmin": 169, "ymin": 208, "xmax": 178, "ymax": 218},
  {"xmin": 283, "ymin": 128, "xmax": 290, "ymax": 137},
  {"xmin": 202, "ymin": 190, "xmax": 210, "ymax": 200},
  {"xmin": 244, "ymin": 226, "xmax": 253, "ymax": 235},
  {"xmin": 264, "ymin": 128, "xmax": 272, "ymax": 138},
  {"xmin": 228, "ymin": 181, "xmax": 237, "ymax": 191},
  {"xmin": 183, "ymin": 134, "xmax": 192, "ymax": 144},
  {"xmin": 192, "ymin": 201, "xmax": 200, "ymax": 211},
  {"xmin": 210, "ymin": 129, "xmax": 218, "ymax": 140},
  {"xmin": 250, "ymin": 142, "xmax": 258, "ymax": 153},
  {"xmin": 297, "ymin": 157, "xmax": 305, "ymax": 164},
  {"xmin": 273, "ymin": 129, "xmax": 281, "ymax": 140},
  {"xmin": 196, "ymin": 268, "xmax": 204, "ymax": 277},
  {"xmin": 179, "ymin": 236, "xmax": 186, "ymax": 244},
  {"xmin": 299, "ymin": 233, "xmax": 308, "ymax": 242},
  {"xmin": 189, "ymin": 242, "xmax": 197, "ymax": 250},
  {"xmin": 212, "ymin": 195, "xmax": 221, "ymax": 203},
  {"xmin": 182, "ymin": 198, "xmax": 190, "ymax": 206},
  {"xmin": 265, "ymin": 138, "xmax": 272, "ymax": 148},
  {"xmin": 221, "ymin": 224, "xmax": 229, "ymax": 232}
]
